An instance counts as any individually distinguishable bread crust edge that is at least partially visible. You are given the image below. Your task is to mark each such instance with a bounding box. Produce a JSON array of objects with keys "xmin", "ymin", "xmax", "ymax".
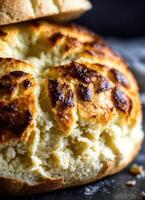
[
  {"xmin": 0, "ymin": 136, "xmax": 143, "ymax": 196},
  {"xmin": 0, "ymin": 0, "xmax": 92, "ymax": 25}
]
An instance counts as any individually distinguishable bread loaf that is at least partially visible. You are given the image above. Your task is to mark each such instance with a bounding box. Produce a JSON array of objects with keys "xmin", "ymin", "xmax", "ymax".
[
  {"xmin": 0, "ymin": 21, "xmax": 143, "ymax": 195},
  {"xmin": 0, "ymin": 0, "xmax": 92, "ymax": 25}
]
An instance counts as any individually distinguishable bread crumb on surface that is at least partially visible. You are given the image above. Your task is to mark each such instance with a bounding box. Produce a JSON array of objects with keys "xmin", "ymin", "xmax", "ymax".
[
  {"xmin": 141, "ymin": 191, "xmax": 145, "ymax": 198},
  {"xmin": 126, "ymin": 180, "xmax": 136, "ymax": 187},
  {"xmin": 129, "ymin": 164, "xmax": 145, "ymax": 177}
]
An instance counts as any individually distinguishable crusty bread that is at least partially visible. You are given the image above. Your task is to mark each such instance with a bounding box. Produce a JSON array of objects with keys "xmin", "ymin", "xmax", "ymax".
[
  {"xmin": 0, "ymin": 21, "xmax": 143, "ymax": 195},
  {"xmin": 0, "ymin": 0, "xmax": 92, "ymax": 25}
]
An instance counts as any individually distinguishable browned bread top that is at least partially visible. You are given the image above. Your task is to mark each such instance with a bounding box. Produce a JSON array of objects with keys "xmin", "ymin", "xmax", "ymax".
[
  {"xmin": 0, "ymin": 59, "xmax": 36, "ymax": 143},
  {"xmin": 0, "ymin": 0, "xmax": 92, "ymax": 25}
]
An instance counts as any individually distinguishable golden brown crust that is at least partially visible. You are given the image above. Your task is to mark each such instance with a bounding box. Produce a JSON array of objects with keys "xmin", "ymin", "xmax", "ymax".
[
  {"xmin": 49, "ymin": 10, "xmax": 90, "ymax": 22},
  {"xmin": 0, "ymin": 176, "xmax": 63, "ymax": 196},
  {"xmin": 0, "ymin": 58, "xmax": 36, "ymax": 142},
  {"xmin": 0, "ymin": 0, "xmax": 92, "ymax": 25},
  {"xmin": 47, "ymin": 79, "xmax": 76, "ymax": 136},
  {"xmin": 45, "ymin": 60, "xmax": 140, "ymax": 134}
]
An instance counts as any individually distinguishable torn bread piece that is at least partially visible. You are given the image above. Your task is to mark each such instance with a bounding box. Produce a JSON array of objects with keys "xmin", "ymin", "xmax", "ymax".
[{"xmin": 0, "ymin": 21, "xmax": 143, "ymax": 195}]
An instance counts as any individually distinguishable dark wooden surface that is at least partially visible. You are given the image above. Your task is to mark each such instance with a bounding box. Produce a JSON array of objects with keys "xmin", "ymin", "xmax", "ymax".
[{"xmin": 5, "ymin": 40, "xmax": 145, "ymax": 200}]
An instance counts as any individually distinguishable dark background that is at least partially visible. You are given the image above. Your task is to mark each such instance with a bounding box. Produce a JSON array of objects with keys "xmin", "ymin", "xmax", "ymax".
[{"xmin": 75, "ymin": 0, "xmax": 145, "ymax": 37}]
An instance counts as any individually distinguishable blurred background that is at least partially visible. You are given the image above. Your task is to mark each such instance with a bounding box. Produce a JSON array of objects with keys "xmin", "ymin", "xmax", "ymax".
[{"xmin": 75, "ymin": 0, "xmax": 145, "ymax": 37}]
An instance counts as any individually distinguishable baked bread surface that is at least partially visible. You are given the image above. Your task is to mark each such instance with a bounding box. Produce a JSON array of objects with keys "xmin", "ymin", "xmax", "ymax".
[
  {"xmin": 0, "ymin": 21, "xmax": 143, "ymax": 195},
  {"xmin": 0, "ymin": 0, "xmax": 92, "ymax": 25}
]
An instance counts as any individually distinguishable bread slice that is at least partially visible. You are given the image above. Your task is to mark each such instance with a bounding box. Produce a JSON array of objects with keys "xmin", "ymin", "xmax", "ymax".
[
  {"xmin": 0, "ymin": 0, "xmax": 92, "ymax": 25},
  {"xmin": 0, "ymin": 21, "xmax": 143, "ymax": 195}
]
